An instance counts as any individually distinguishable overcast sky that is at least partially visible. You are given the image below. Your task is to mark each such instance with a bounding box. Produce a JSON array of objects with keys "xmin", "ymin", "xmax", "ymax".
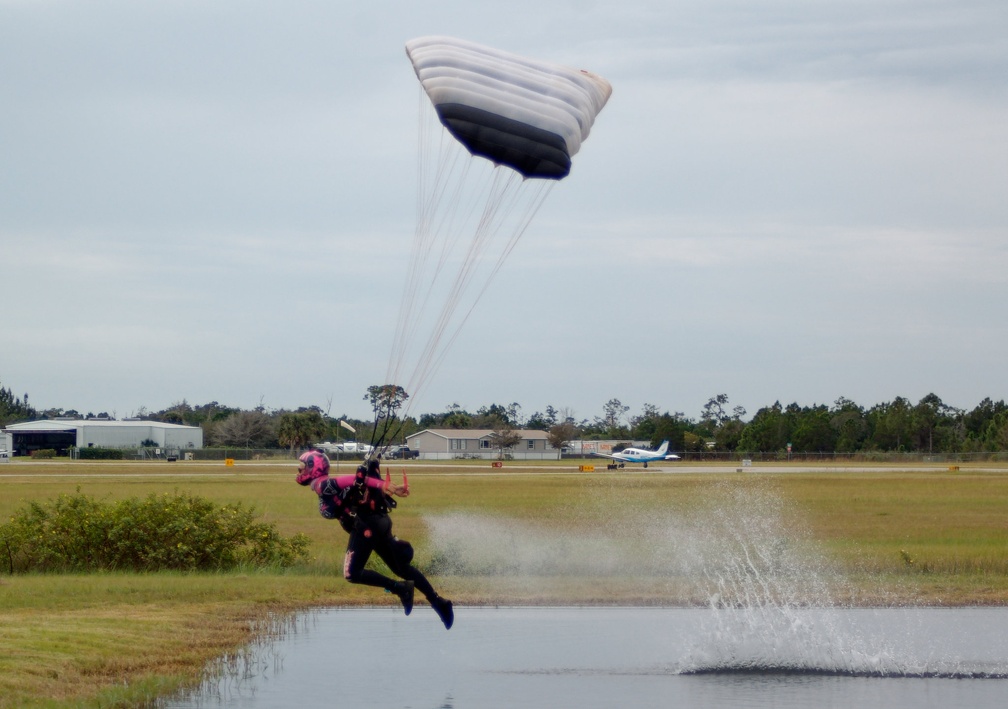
[{"xmin": 2, "ymin": 0, "xmax": 1006, "ymax": 424}]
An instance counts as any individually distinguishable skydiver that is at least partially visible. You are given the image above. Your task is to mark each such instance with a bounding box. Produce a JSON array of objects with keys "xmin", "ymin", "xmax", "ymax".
[{"xmin": 296, "ymin": 450, "xmax": 454, "ymax": 629}]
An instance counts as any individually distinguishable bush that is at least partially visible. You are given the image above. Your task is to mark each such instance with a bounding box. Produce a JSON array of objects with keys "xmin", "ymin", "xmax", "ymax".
[
  {"xmin": 0, "ymin": 490, "xmax": 310, "ymax": 573},
  {"xmin": 29, "ymin": 449, "xmax": 57, "ymax": 459},
  {"xmin": 77, "ymin": 447, "xmax": 125, "ymax": 460}
]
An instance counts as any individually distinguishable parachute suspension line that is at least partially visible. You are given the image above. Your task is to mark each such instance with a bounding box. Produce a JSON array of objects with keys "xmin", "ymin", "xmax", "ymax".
[
  {"xmin": 414, "ymin": 177, "xmax": 554, "ymax": 399},
  {"xmin": 369, "ymin": 407, "xmax": 402, "ymax": 458},
  {"xmin": 388, "ymin": 98, "xmax": 507, "ymax": 411},
  {"xmin": 400, "ymin": 167, "xmax": 514, "ymax": 408},
  {"xmin": 383, "ymin": 95, "xmax": 485, "ymax": 439},
  {"xmin": 386, "ymin": 95, "xmax": 470, "ymax": 392},
  {"xmin": 402, "ymin": 168, "xmax": 549, "ymax": 412}
]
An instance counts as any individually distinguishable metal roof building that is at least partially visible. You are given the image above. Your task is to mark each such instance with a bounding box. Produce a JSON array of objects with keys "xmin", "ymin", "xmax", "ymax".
[{"xmin": 2, "ymin": 419, "xmax": 203, "ymax": 457}]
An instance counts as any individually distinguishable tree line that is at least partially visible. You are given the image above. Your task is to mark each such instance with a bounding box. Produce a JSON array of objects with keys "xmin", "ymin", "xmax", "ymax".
[{"xmin": 2, "ymin": 378, "xmax": 1006, "ymax": 455}]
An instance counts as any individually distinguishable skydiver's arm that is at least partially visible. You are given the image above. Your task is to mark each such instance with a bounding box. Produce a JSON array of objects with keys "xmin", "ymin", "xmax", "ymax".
[
  {"xmin": 313, "ymin": 473, "xmax": 406, "ymax": 498},
  {"xmin": 333, "ymin": 474, "xmax": 389, "ymax": 491}
]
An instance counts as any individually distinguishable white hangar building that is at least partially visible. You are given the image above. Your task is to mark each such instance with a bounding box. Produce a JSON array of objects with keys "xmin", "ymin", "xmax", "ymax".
[{"xmin": 2, "ymin": 419, "xmax": 203, "ymax": 457}]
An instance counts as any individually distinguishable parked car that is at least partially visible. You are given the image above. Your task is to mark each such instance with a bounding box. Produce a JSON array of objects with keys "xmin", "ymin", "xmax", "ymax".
[{"xmin": 385, "ymin": 445, "xmax": 419, "ymax": 459}]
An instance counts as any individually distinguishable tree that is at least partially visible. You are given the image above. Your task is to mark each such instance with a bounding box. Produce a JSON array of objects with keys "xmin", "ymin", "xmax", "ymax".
[
  {"xmin": 909, "ymin": 393, "xmax": 962, "ymax": 454},
  {"xmin": 277, "ymin": 410, "xmax": 326, "ymax": 451},
  {"xmin": 597, "ymin": 398, "xmax": 630, "ymax": 437},
  {"xmin": 0, "ymin": 381, "xmax": 37, "ymax": 427},
  {"xmin": 714, "ymin": 418, "xmax": 746, "ymax": 452},
  {"xmin": 737, "ymin": 402, "xmax": 791, "ymax": 453},
  {"xmin": 212, "ymin": 410, "xmax": 277, "ymax": 448},
  {"xmin": 831, "ymin": 397, "xmax": 867, "ymax": 453},
  {"xmin": 790, "ymin": 405, "xmax": 836, "ymax": 452},
  {"xmin": 443, "ymin": 405, "xmax": 472, "ymax": 428},
  {"xmin": 525, "ymin": 410, "xmax": 552, "ymax": 431},
  {"xmin": 699, "ymin": 394, "xmax": 746, "ymax": 449},
  {"xmin": 474, "ymin": 403, "xmax": 510, "ymax": 428},
  {"xmin": 419, "ymin": 403, "xmax": 472, "ymax": 429},
  {"xmin": 701, "ymin": 394, "xmax": 730, "ymax": 432},
  {"xmin": 682, "ymin": 431, "xmax": 705, "ymax": 452},
  {"xmin": 365, "ymin": 384, "xmax": 410, "ymax": 446},
  {"xmin": 987, "ymin": 412, "xmax": 1008, "ymax": 451},
  {"xmin": 652, "ymin": 412, "xmax": 692, "ymax": 452},
  {"xmin": 548, "ymin": 420, "xmax": 579, "ymax": 452},
  {"xmin": 506, "ymin": 402, "xmax": 523, "ymax": 427},
  {"xmin": 963, "ymin": 398, "xmax": 1004, "ymax": 450},
  {"xmin": 630, "ymin": 403, "xmax": 661, "ymax": 441},
  {"xmin": 544, "ymin": 405, "xmax": 559, "ymax": 427},
  {"xmin": 365, "ymin": 384, "xmax": 409, "ymax": 422},
  {"xmin": 865, "ymin": 397, "xmax": 912, "ymax": 451},
  {"xmin": 488, "ymin": 423, "xmax": 523, "ymax": 459}
]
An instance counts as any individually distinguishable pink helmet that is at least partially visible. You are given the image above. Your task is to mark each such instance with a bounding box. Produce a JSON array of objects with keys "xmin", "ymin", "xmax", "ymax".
[{"xmin": 296, "ymin": 450, "xmax": 330, "ymax": 485}]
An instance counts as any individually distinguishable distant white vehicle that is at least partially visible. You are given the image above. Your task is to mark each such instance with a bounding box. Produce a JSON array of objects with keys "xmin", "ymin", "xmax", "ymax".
[
  {"xmin": 342, "ymin": 442, "xmax": 373, "ymax": 455},
  {"xmin": 314, "ymin": 441, "xmax": 373, "ymax": 455}
]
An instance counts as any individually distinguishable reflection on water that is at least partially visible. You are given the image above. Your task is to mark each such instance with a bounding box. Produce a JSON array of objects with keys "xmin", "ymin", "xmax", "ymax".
[{"xmin": 168, "ymin": 607, "xmax": 1008, "ymax": 709}]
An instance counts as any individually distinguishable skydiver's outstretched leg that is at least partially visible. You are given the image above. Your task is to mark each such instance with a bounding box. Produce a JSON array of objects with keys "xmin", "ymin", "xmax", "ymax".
[
  {"xmin": 343, "ymin": 529, "xmax": 414, "ymax": 615},
  {"xmin": 377, "ymin": 536, "xmax": 454, "ymax": 629}
]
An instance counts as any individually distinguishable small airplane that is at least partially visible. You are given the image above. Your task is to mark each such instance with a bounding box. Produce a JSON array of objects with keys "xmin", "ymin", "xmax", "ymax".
[{"xmin": 593, "ymin": 440, "xmax": 680, "ymax": 469}]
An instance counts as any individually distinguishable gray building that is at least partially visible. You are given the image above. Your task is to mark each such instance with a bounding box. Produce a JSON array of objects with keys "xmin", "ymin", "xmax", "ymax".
[
  {"xmin": 405, "ymin": 428, "xmax": 558, "ymax": 461},
  {"xmin": 2, "ymin": 419, "xmax": 203, "ymax": 457}
]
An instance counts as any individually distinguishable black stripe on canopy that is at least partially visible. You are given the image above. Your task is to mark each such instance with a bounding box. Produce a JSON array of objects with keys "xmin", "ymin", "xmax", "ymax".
[{"xmin": 436, "ymin": 103, "xmax": 572, "ymax": 179}]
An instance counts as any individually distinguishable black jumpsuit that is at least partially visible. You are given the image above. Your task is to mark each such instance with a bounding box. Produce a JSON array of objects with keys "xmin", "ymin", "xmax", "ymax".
[{"xmin": 307, "ymin": 463, "xmax": 453, "ymax": 628}]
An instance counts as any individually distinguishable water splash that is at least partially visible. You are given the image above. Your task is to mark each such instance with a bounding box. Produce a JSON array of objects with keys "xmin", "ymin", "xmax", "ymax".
[
  {"xmin": 423, "ymin": 477, "xmax": 833, "ymax": 593},
  {"xmin": 424, "ymin": 478, "xmax": 1008, "ymax": 678}
]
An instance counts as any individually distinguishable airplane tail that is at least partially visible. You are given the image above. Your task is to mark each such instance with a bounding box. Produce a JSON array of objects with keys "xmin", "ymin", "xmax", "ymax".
[{"xmin": 655, "ymin": 440, "xmax": 669, "ymax": 455}]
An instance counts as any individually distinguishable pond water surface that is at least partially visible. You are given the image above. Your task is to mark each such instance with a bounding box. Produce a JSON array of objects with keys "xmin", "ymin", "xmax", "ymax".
[{"xmin": 169, "ymin": 605, "xmax": 1008, "ymax": 709}]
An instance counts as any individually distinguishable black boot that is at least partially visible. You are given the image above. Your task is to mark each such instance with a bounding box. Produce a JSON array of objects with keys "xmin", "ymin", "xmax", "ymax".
[
  {"xmin": 432, "ymin": 595, "xmax": 454, "ymax": 630},
  {"xmin": 396, "ymin": 581, "xmax": 414, "ymax": 616}
]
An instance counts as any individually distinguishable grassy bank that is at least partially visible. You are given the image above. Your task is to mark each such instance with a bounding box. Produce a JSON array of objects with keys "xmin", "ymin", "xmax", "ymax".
[{"xmin": 1, "ymin": 459, "xmax": 1007, "ymax": 706}]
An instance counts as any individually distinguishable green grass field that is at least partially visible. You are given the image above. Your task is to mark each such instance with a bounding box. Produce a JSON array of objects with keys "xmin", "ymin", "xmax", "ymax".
[{"xmin": 1, "ymin": 459, "xmax": 1007, "ymax": 707}]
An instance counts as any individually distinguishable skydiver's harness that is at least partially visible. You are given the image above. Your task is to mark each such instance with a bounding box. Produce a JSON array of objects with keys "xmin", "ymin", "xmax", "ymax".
[
  {"xmin": 303, "ymin": 465, "xmax": 414, "ymax": 570},
  {"xmin": 343, "ymin": 465, "xmax": 415, "ymax": 569},
  {"xmin": 351, "ymin": 465, "xmax": 397, "ymax": 513},
  {"xmin": 318, "ymin": 466, "xmax": 394, "ymax": 532}
]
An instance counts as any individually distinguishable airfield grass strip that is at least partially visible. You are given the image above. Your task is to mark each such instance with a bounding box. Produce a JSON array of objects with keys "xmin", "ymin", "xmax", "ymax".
[{"xmin": 1, "ymin": 461, "xmax": 1007, "ymax": 706}]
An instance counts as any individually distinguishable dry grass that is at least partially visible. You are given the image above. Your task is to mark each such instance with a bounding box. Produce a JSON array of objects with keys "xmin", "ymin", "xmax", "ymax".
[{"xmin": 1, "ymin": 459, "xmax": 1007, "ymax": 706}]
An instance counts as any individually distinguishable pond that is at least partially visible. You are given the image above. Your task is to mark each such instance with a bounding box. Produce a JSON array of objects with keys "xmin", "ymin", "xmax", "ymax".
[{"xmin": 169, "ymin": 605, "xmax": 1008, "ymax": 709}]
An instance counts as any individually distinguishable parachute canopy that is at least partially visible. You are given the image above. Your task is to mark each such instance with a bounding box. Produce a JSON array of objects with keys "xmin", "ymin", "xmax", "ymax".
[
  {"xmin": 373, "ymin": 37, "xmax": 611, "ymax": 455},
  {"xmin": 405, "ymin": 36, "xmax": 612, "ymax": 179}
]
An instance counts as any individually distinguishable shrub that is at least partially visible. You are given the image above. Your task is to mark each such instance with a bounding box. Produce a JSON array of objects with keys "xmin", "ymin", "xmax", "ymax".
[
  {"xmin": 77, "ymin": 447, "xmax": 125, "ymax": 460},
  {"xmin": 29, "ymin": 449, "xmax": 57, "ymax": 459},
  {"xmin": 0, "ymin": 490, "xmax": 310, "ymax": 573}
]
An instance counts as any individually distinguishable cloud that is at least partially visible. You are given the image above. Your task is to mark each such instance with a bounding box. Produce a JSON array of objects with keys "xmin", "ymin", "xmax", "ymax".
[{"xmin": 2, "ymin": 0, "xmax": 1006, "ymax": 420}]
